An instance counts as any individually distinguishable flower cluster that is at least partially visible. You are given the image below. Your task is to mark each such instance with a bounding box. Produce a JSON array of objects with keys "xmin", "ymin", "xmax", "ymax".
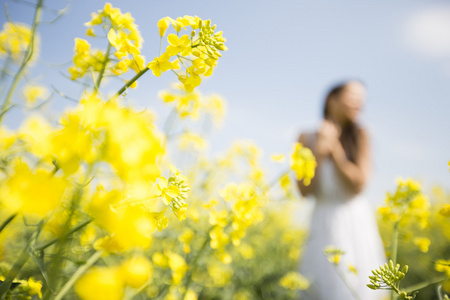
[
  {"xmin": 75, "ymin": 255, "xmax": 153, "ymax": 300},
  {"xmin": 159, "ymin": 83, "xmax": 226, "ymax": 123},
  {"xmin": 378, "ymin": 178, "xmax": 430, "ymax": 228},
  {"xmin": 367, "ymin": 260, "xmax": 416, "ymax": 300},
  {"xmin": 323, "ymin": 245, "xmax": 345, "ymax": 265},
  {"xmin": 0, "ymin": 22, "xmax": 37, "ymax": 62},
  {"xmin": 69, "ymin": 3, "xmax": 145, "ymax": 81},
  {"xmin": 0, "ymin": 3, "xmax": 323, "ymax": 300},
  {"xmin": 279, "ymin": 272, "xmax": 310, "ymax": 291},
  {"xmin": 156, "ymin": 166, "xmax": 190, "ymax": 221},
  {"xmin": 290, "ymin": 142, "xmax": 316, "ymax": 186},
  {"xmin": 150, "ymin": 15, "xmax": 227, "ymax": 91},
  {"xmin": 0, "ymin": 274, "xmax": 42, "ymax": 300},
  {"xmin": 68, "ymin": 38, "xmax": 107, "ymax": 80}
]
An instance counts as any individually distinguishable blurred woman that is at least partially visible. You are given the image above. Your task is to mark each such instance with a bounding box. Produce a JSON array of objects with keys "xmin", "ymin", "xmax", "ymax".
[{"xmin": 297, "ymin": 80, "xmax": 386, "ymax": 300}]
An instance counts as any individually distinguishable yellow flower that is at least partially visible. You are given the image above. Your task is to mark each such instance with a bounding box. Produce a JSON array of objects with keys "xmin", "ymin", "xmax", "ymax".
[
  {"xmin": 347, "ymin": 264, "xmax": 358, "ymax": 274},
  {"xmin": 179, "ymin": 72, "xmax": 202, "ymax": 92},
  {"xmin": 178, "ymin": 131, "xmax": 208, "ymax": 151},
  {"xmin": 157, "ymin": 17, "xmax": 172, "ymax": 36},
  {"xmin": 207, "ymin": 262, "xmax": 233, "ymax": 287},
  {"xmin": 185, "ymin": 290, "xmax": 198, "ymax": 300},
  {"xmin": 203, "ymin": 94, "xmax": 226, "ymax": 126},
  {"xmin": 19, "ymin": 115, "xmax": 53, "ymax": 158},
  {"xmin": 271, "ymin": 154, "xmax": 285, "ymax": 162},
  {"xmin": 120, "ymin": 255, "xmax": 153, "ymax": 289},
  {"xmin": 107, "ymin": 29, "xmax": 140, "ymax": 59},
  {"xmin": 237, "ymin": 243, "xmax": 254, "ymax": 259},
  {"xmin": 210, "ymin": 225, "xmax": 229, "ymax": 250},
  {"xmin": 86, "ymin": 27, "xmax": 95, "ymax": 37},
  {"xmin": 279, "ymin": 272, "xmax": 310, "ymax": 290},
  {"xmin": 23, "ymin": 85, "xmax": 49, "ymax": 106},
  {"xmin": 165, "ymin": 251, "xmax": 188, "ymax": 285},
  {"xmin": 0, "ymin": 22, "xmax": 38, "ymax": 62},
  {"xmin": 435, "ymin": 260, "xmax": 450, "ymax": 277},
  {"xmin": 166, "ymin": 34, "xmax": 191, "ymax": 56},
  {"xmin": 147, "ymin": 53, "xmax": 172, "ymax": 77},
  {"xmin": 87, "ymin": 188, "xmax": 155, "ymax": 252},
  {"xmin": 178, "ymin": 229, "xmax": 194, "ymax": 253},
  {"xmin": 439, "ymin": 204, "xmax": 450, "ymax": 217},
  {"xmin": 209, "ymin": 209, "xmax": 229, "ymax": 228},
  {"xmin": 0, "ymin": 127, "xmax": 16, "ymax": 153},
  {"xmin": 323, "ymin": 245, "xmax": 345, "ymax": 265},
  {"xmin": 150, "ymin": 209, "xmax": 169, "ymax": 231},
  {"xmin": 380, "ymin": 178, "xmax": 430, "ymax": 228},
  {"xmin": 290, "ymin": 142, "xmax": 316, "ymax": 186},
  {"xmin": 280, "ymin": 174, "xmax": 292, "ymax": 195},
  {"xmin": 157, "ymin": 177, "xmax": 180, "ymax": 205},
  {"xmin": 1, "ymin": 161, "xmax": 66, "ymax": 217},
  {"xmin": 413, "ymin": 237, "xmax": 430, "ymax": 253},
  {"xmin": 152, "ymin": 252, "xmax": 168, "ymax": 268},
  {"xmin": 130, "ymin": 54, "xmax": 145, "ymax": 73},
  {"xmin": 27, "ymin": 277, "xmax": 43, "ymax": 298},
  {"xmin": 75, "ymin": 267, "xmax": 124, "ymax": 300}
]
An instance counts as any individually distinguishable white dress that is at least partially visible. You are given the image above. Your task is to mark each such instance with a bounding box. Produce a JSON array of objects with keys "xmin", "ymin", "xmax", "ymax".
[{"xmin": 299, "ymin": 152, "xmax": 387, "ymax": 300}]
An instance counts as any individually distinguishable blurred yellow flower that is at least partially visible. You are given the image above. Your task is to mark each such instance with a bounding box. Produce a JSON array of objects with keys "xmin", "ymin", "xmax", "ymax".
[
  {"xmin": 27, "ymin": 277, "xmax": 43, "ymax": 299},
  {"xmin": 120, "ymin": 255, "xmax": 153, "ymax": 289},
  {"xmin": 323, "ymin": 245, "xmax": 345, "ymax": 265},
  {"xmin": 75, "ymin": 267, "xmax": 124, "ymax": 300},
  {"xmin": 279, "ymin": 271, "xmax": 310, "ymax": 290},
  {"xmin": 0, "ymin": 22, "xmax": 38, "ymax": 62},
  {"xmin": 413, "ymin": 237, "xmax": 430, "ymax": 253},
  {"xmin": 290, "ymin": 142, "xmax": 316, "ymax": 186},
  {"xmin": 271, "ymin": 154, "xmax": 285, "ymax": 162},
  {"xmin": 22, "ymin": 85, "xmax": 49, "ymax": 106},
  {"xmin": 439, "ymin": 204, "xmax": 450, "ymax": 217},
  {"xmin": 1, "ymin": 160, "xmax": 66, "ymax": 217}
]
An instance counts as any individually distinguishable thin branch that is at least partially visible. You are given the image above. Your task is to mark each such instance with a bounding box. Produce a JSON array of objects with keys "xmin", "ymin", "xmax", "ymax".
[
  {"xmin": 51, "ymin": 85, "xmax": 78, "ymax": 103},
  {"xmin": 0, "ymin": 0, "xmax": 44, "ymax": 124}
]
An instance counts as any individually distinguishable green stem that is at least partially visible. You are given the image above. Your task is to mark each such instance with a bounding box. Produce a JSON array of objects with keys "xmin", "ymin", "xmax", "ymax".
[
  {"xmin": 390, "ymin": 221, "xmax": 400, "ymax": 300},
  {"xmin": 95, "ymin": 42, "xmax": 111, "ymax": 91},
  {"xmin": 43, "ymin": 172, "xmax": 92, "ymax": 298},
  {"xmin": 333, "ymin": 265, "xmax": 362, "ymax": 300},
  {"xmin": 0, "ymin": 0, "xmax": 43, "ymax": 125},
  {"xmin": 0, "ymin": 223, "xmax": 42, "ymax": 300},
  {"xmin": 114, "ymin": 67, "xmax": 149, "ymax": 98},
  {"xmin": 34, "ymin": 218, "xmax": 92, "ymax": 251},
  {"xmin": 54, "ymin": 250, "xmax": 103, "ymax": 300},
  {"xmin": 437, "ymin": 285, "xmax": 443, "ymax": 300},
  {"xmin": 0, "ymin": 213, "xmax": 17, "ymax": 234},
  {"xmin": 181, "ymin": 235, "xmax": 210, "ymax": 299},
  {"xmin": 0, "ymin": 56, "xmax": 12, "ymax": 83},
  {"xmin": 403, "ymin": 275, "xmax": 447, "ymax": 294}
]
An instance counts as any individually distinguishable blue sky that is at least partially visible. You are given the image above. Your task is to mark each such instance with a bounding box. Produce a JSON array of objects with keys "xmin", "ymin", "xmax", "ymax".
[{"xmin": 2, "ymin": 0, "xmax": 450, "ymax": 204}]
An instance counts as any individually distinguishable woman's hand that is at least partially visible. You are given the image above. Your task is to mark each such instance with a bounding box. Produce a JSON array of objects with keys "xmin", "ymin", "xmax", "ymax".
[{"xmin": 316, "ymin": 120, "xmax": 340, "ymax": 158}]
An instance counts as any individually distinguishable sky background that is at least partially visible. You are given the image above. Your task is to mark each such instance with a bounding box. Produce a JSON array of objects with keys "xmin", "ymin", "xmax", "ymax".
[{"xmin": 2, "ymin": 0, "xmax": 450, "ymax": 206}]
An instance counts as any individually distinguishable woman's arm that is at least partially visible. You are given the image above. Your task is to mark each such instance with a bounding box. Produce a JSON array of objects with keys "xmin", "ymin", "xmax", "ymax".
[{"xmin": 330, "ymin": 128, "xmax": 371, "ymax": 194}]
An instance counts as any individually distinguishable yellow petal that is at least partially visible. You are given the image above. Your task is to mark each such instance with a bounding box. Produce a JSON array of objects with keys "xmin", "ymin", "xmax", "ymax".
[{"xmin": 167, "ymin": 34, "xmax": 179, "ymax": 46}]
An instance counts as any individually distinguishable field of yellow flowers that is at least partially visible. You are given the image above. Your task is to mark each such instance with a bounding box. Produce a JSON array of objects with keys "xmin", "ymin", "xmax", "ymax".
[{"xmin": 0, "ymin": 2, "xmax": 449, "ymax": 300}]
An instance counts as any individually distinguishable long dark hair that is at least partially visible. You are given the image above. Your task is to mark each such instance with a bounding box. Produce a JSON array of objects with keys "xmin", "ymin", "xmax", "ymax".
[{"xmin": 323, "ymin": 81, "xmax": 364, "ymax": 164}]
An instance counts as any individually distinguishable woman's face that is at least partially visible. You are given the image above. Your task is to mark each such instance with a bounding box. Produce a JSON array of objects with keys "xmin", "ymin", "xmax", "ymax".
[{"xmin": 331, "ymin": 81, "xmax": 366, "ymax": 124}]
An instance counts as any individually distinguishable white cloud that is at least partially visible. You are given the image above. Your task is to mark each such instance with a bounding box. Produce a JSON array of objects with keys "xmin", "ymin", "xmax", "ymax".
[{"xmin": 403, "ymin": 6, "xmax": 450, "ymax": 58}]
